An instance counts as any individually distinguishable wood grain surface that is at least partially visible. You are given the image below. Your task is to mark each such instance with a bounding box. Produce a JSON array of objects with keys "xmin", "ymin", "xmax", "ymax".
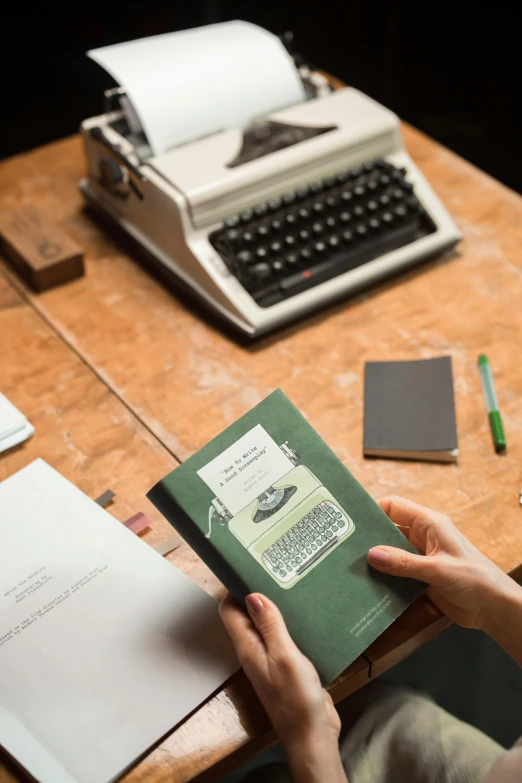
[
  {"xmin": 1, "ymin": 107, "xmax": 522, "ymax": 782},
  {"xmin": 0, "ymin": 271, "xmax": 373, "ymax": 782},
  {"xmin": 1, "ymin": 129, "xmax": 522, "ymax": 577}
]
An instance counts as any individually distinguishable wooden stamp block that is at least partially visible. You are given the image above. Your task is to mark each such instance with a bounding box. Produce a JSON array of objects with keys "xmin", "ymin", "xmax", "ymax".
[{"xmin": 0, "ymin": 205, "xmax": 84, "ymax": 291}]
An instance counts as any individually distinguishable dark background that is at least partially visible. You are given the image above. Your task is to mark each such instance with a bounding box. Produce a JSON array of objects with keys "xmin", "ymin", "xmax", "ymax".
[{"xmin": 2, "ymin": 1, "xmax": 521, "ymax": 192}]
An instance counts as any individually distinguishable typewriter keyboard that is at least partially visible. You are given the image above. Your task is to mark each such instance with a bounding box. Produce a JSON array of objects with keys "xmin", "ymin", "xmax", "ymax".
[
  {"xmin": 209, "ymin": 158, "xmax": 436, "ymax": 307},
  {"xmin": 261, "ymin": 500, "xmax": 352, "ymax": 583}
]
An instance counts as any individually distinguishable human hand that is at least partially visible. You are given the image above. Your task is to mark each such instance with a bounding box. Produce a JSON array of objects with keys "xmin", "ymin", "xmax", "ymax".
[
  {"xmin": 220, "ymin": 593, "xmax": 347, "ymax": 783},
  {"xmin": 367, "ymin": 495, "xmax": 516, "ymax": 632}
]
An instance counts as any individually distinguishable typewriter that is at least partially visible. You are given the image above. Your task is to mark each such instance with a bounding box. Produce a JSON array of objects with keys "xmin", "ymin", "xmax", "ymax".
[
  {"xmin": 207, "ymin": 445, "xmax": 354, "ymax": 589},
  {"xmin": 80, "ymin": 24, "xmax": 461, "ymax": 338}
]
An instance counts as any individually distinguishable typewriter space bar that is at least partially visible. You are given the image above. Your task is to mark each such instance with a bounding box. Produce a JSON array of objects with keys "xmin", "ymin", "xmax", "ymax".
[{"xmin": 296, "ymin": 537, "xmax": 338, "ymax": 575}]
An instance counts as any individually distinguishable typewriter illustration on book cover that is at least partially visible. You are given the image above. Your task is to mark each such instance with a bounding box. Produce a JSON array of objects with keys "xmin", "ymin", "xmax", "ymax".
[{"xmin": 199, "ymin": 428, "xmax": 355, "ymax": 589}]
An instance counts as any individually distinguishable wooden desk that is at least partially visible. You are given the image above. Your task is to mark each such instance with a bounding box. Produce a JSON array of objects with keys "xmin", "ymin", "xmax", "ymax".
[{"xmin": 1, "ymin": 113, "xmax": 522, "ymax": 782}]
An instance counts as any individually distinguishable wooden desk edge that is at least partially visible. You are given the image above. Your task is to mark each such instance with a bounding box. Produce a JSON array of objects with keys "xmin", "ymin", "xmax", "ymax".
[
  {"xmin": 191, "ymin": 656, "xmax": 369, "ymax": 783},
  {"xmin": 190, "ymin": 595, "xmax": 447, "ymax": 782}
]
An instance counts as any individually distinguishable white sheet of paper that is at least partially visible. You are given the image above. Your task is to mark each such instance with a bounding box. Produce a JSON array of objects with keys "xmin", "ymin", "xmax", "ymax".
[
  {"xmin": 88, "ymin": 21, "xmax": 306, "ymax": 155},
  {"xmin": 197, "ymin": 424, "xmax": 294, "ymax": 516},
  {"xmin": 0, "ymin": 392, "xmax": 30, "ymax": 441},
  {"xmin": 0, "ymin": 460, "xmax": 238, "ymax": 783},
  {"xmin": 0, "ymin": 419, "xmax": 35, "ymax": 453}
]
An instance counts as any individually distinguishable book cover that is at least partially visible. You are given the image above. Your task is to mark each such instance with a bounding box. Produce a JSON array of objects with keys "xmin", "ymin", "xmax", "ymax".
[
  {"xmin": 364, "ymin": 356, "xmax": 458, "ymax": 462},
  {"xmin": 148, "ymin": 389, "xmax": 425, "ymax": 684}
]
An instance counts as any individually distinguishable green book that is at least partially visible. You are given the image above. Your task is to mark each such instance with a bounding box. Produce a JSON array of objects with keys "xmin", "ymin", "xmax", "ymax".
[{"xmin": 148, "ymin": 390, "xmax": 425, "ymax": 684}]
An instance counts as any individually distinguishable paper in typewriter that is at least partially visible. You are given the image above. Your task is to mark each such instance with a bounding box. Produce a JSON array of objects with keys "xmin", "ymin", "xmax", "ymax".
[
  {"xmin": 88, "ymin": 21, "xmax": 306, "ymax": 156},
  {"xmin": 148, "ymin": 390, "xmax": 426, "ymax": 684},
  {"xmin": 0, "ymin": 460, "xmax": 237, "ymax": 783}
]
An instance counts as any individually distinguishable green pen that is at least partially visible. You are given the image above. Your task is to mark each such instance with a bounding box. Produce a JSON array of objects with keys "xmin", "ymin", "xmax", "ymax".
[{"xmin": 478, "ymin": 355, "xmax": 506, "ymax": 454}]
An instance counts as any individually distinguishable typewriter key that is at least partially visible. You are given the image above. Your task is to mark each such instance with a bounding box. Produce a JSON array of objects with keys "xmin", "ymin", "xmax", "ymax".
[
  {"xmin": 237, "ymin": 250, "xmax": 253, "ymax": 264},
  {"xmin": 325, "ymin": 195, "xmax": 338, "ymax": 209},
  {"xmin": 251, "ymin": 262, "xmax": 271, "ymax": 280},
  {"xmin": 240, "ymin": 209, "xmax": 253, "ymax": 224},
  {"xmin": 226, "ymin": 229, "xmax": 240, "ymax": 244}
]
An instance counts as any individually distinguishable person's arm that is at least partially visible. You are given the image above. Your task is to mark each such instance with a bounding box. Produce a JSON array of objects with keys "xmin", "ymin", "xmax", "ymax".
[
  {"xmin": 482, "ymin": 578, "xmax": 522, "ymax": 667},
  {"xmin": 219, "ymin": 593, "xmax": 348, "ymax": 783},
  {"xmin": 368, "ymin": 495, "xmax": 522, "ymax": 666}
]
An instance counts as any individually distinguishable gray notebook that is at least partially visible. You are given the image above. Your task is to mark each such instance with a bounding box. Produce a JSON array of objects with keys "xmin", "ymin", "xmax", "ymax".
[{"xmin": 364, "ymin": 356, "xmax": 458, "ymax": 462}]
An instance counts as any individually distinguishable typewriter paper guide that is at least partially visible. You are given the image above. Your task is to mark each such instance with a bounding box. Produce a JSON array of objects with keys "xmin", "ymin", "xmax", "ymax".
[
  {"xmin": 0, "ymin": 460, "xmax": 237, "ymax": 783},
  {"xmin": 88, "ymin": 21, "xmax": 306, "ymax": 156}
]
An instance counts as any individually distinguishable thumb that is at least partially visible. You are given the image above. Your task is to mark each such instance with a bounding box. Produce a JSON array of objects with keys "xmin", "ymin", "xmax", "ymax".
[
  {"xmin": 245, "ymin": 593, "xmax": 295, "ymax": 653},
  {"xmin": 368, "ymin": 546, "xmax": 434, "ymax": 582}
]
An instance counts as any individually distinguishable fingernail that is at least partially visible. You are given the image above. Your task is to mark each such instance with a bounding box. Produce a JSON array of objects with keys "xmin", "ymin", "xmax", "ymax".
[
  {"xmin": 246, "ymin": 594, "xmax": 264, "ymax": 616},
  {"xmin": 368, "ymin": 547, "xmax": 389, "ymax": 565}
]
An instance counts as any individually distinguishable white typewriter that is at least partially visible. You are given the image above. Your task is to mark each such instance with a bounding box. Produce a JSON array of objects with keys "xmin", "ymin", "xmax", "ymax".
[{"xmin": 79, "ymin": 21, "xmax": 461, "ymax": 338}]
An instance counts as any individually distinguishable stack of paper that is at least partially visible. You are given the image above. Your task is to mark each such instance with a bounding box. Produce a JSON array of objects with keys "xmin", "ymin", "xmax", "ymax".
[
  {"xmin": 0, "ymin": 392, "xmax": 34, "ymax": 453},
  {"xmin": 0, "ymin": 459, "xmax": 237, "ymax": 783}
]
